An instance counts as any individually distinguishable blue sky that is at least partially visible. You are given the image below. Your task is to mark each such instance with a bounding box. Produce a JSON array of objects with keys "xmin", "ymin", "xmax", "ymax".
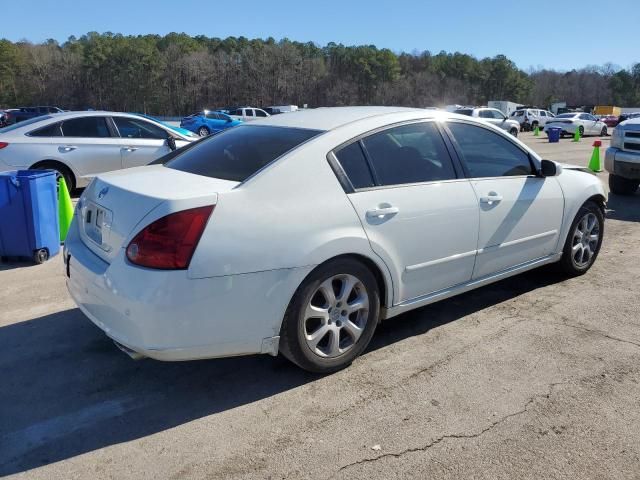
[{"xmin": 2, "ymin": 0, "xmax": 639, "ymax": 71}]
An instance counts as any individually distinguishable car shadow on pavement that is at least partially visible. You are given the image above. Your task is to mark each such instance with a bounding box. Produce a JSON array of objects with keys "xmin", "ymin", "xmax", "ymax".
[
  {"xmin": 606, "ymin": 192, "xmax": 640, "ymax": 222},
  {"xmin": 0, "ymin": 267, "xmax": 565, "ymax": 476}
]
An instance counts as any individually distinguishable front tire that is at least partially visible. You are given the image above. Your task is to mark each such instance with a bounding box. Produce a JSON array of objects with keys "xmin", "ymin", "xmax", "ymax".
[
  {"xmin": 609, "ymin": 174, "xmax": 639, "ymax": 195},
  {"xmin": 509, "ymin": 127, "xmax": 518, "ymax": 137},
  {"xmin": 279, "ymin": 258, "xmax": 380, "ymax": 373},
  {"xmin": 559, "ymin": 201, "xmax": 604, "ymax": 276}
]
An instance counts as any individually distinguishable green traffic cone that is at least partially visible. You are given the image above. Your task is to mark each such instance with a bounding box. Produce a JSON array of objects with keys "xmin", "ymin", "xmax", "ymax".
[
  {"xmin": 58, "ymin": 177, "xmax": 74, "ymax": 242},
  {"xmin": 533, "ymin": 125, "xmax": 540, "ymax": 136},
  {"xmin": 573, "ymin": 128, "xmax": 581, "ymax": 142},
  {"xmin": 588, "ymin": 141, "xmax": 603, "ymax": 172}
]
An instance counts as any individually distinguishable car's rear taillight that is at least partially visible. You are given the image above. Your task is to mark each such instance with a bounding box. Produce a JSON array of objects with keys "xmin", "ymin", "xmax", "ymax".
[
  {"xmin": 0, "ymin": 142, "xmax": 8, "ymax": 149},
  {"xmin": 126, "ymin": 205, "xmax": 214, "ymax": 269}
]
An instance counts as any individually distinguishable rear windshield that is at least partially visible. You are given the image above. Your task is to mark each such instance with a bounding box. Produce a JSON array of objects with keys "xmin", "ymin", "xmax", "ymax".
[
  {"xmin": 164, "ymin": 125, "xmax": 323, "ymax": 182},
  {"xmin": 0, "ymin": 115, "xmax": 52, "ymax": 134}
]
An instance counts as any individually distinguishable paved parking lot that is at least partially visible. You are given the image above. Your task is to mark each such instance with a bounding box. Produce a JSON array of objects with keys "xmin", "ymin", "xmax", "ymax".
[{"xmin": 1, "ymin": 132, "xmax": 639, "ymax": 479}]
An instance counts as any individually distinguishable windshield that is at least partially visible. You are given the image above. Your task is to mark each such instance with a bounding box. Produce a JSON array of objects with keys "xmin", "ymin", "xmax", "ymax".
[
  {"xmin": 556, "ymin": 113, "xmax": 577, "ymax": 118},
  {"xmin": 165, "ymin": 125, "xmax": 323, "ymax": 182},
  {"xmin": 0, "ymin": 115, "xmax": 53, "ymax": 134}
]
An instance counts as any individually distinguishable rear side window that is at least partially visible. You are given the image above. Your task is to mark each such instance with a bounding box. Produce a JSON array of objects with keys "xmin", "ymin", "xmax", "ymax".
[
  {"xmin": 454, "ymin": 109, "xmax": 473, "ymax": 116},
  {"xmin": 361, "ymin": 122, "xmax": 457, "ymax": 186},
  {"xmin": 29, "ymin": 122, "xmax": 63, "ymax": 137},
  {"xmin": 447, "ymin": 122, "xmax": 533, "ymax": 177},
  {"xmin": 61, "ymin": 117, "xmax": 111, "ymax": 138},
  {"xmin": 335, "ymin": 142, "xmax": 375, "ymax": 189},
  {"xmin": 165, "ymin": 125, "xmax": 323, "ymax": 182},
  {"xmin": 478, "ymin": 110, "xmax": 493, "ymax": 118}
]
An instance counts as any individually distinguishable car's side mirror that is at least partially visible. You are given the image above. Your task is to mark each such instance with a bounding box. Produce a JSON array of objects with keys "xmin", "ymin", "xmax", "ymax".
[
  {"xmin": 540, "ymin": 159, "xmax": 560, "ymax": 177},
  {"xmin": 166, "ymin": 136, "xmax": 177, "ymax": 151}
]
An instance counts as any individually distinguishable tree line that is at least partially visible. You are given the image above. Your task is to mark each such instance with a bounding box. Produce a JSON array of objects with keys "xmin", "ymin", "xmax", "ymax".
[{"xmin": 0, "ymin": 32, "xmax": 639, "ymax": 116}]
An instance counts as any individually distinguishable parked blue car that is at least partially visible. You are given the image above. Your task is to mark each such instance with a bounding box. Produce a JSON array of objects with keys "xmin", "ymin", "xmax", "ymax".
[{"xmin": 180, "ymin": 110, "xmax": 242, "ymax": 136}]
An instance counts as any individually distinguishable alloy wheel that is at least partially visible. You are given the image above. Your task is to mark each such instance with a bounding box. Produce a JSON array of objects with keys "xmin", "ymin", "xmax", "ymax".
[
  {"xmin": 303, "ymin": 274, "xmax": 369, "ymax": 358},
  {"xmin": 571, "ymin": 212, "xmax": 600, "ymax": 268}
]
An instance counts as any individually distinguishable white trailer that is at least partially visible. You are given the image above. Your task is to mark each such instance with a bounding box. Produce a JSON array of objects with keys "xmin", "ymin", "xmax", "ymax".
[{"xmin": 488, "ymin": 101, "xmax": 522, "ymax": 116}]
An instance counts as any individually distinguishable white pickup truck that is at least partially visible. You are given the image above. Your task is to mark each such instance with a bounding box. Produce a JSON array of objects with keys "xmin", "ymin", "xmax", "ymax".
[{"xmin": 606, "ymin": 118, "xmax": 640, "ymax": 195}]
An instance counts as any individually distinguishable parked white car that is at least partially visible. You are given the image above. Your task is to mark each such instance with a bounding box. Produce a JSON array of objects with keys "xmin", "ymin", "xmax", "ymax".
[
  {"xmin": 227, "ymin": 107, "xmax": 270, "ymax": 122},
  {"xmin": 511, "ymin": 108, "xmax": 555, "ymax": 131},
  {"xmin": 65, "ymin": 107, "xmax": 605, "ymax": 373},
  {"xmin": 0, "ymin": 111, "xmax": 196, "ymax": 190},
  {"xmin": 453, "ymin": 107, "xmax": 520, "ymax": 136},
  {"xmin": 544, "ymin": 112, "xmax": 608, "ymax": 138},
  {"xmin": 605, "ymin": 117, "xmax": 640, "ymax": 195}
]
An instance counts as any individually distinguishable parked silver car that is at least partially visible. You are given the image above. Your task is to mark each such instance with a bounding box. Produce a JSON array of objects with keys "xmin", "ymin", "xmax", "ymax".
[
  {"xmin": 0, "ymin": 111, "xmax": 196, "ymax": 190},
  {"xmin": 453, "ymin": 107, "xmax": 520, "ymax": 136}
]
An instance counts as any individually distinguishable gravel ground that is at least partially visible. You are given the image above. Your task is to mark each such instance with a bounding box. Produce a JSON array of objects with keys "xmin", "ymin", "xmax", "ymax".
[{"xmin": 1, "ymin": 131, "xmax": 639, "ymax": 479}]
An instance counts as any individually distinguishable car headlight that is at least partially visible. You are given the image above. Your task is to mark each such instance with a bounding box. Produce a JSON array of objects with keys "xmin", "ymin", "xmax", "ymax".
[{"xmin": 611, "ymin": 128, "xmax": 624, "ymax": 149}]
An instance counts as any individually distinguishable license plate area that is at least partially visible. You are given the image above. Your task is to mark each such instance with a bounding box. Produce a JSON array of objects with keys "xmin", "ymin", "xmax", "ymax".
[{"xmin": 84, "ymin": 201, "xmax": 113, "ymax": 251}]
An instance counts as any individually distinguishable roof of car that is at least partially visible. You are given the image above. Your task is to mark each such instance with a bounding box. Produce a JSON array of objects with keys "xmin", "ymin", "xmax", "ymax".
[{"xmin": 253, "ymin": 106, "xmax": 429, "ymax": 130}]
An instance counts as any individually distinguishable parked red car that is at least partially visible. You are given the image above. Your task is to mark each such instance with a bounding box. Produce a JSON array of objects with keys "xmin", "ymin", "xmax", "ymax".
[{"xmin": 601, "ymin": 115, "xmax": 619, "ymax": 128}]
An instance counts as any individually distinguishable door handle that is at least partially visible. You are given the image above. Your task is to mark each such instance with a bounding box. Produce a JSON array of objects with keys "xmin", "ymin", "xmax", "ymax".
[
  {"xmin": 479, "ymin": 192, "xmax": 503, "ymax": 205},
  {"xmin": 59, "ymin": 145, "xmax": 77, "ymax": 152},
  {"xmin": 366, "ymin": 206, "xmax": 399, "ymax": 218},
  {"xmin": 122, "ymin": 146, "xmax": 138, "ymax": 152}
]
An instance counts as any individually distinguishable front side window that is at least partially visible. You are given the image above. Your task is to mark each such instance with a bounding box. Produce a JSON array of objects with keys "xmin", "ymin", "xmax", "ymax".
[
  {"xmin": 361, "ymin": 122, "xmax": 457, "ymax": 186},
  {"xmin": 540, "ymin": 111, "xmax": 547, "ymax": 117},
  {"xmin": 61, "ymin": 117, "xmax": 111, "ymax": 138},
  {"xmin": 454, "ymin": 109, "xmax": 473, "ymax": 117},
  {"xmin": 255, "ymin": 109, "xmax": 268, "ymax": 117},
  {"xmin": 114, "ymin": 117, "xmax": 167, "ymax": 139},
  {"xmin": 165, "ymin": 125, "xmax": 322, "ymax": 182},
  {"xmin": 447, "ymin": 122, "xmax": 533, "ymax": 178}
]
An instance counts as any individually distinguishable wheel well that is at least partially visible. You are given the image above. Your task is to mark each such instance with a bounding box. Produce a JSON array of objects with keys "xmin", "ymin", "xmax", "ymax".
[
  {"xmin": 314, "ymin": 253, "xmax": 389, "ymax": 308},
  {"xmin": 30, "ymin": 160, "xmax": 75, "ymax": 185},
  {"xmin": 586, "ymin": 194, "xmax": 606, "ymax": 214}
]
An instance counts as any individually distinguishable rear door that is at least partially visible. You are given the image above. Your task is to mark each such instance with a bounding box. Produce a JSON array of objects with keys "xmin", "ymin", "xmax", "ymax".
[
  {"xmin": 112, "ymin": 116, "xmax": 172, "ymax": 168},
  {"xmin": 334, "ymin": 121, "xmax": 479, "ymax": 304},
  {"xmin": 56, "ymin": 116, "xmax": 123, "ymax": 178},
  {"xmin": 445, "ymin": 121, "xmax": 564, "ymax": 279}
]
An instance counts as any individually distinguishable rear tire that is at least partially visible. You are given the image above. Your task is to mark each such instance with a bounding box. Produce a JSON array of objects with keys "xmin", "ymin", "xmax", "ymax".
[
  {"xmin": 601, "ymin": 126, "xmax": 608, "ymax": 136},
  {"xmin": 279, "ymin": 258, "xmax": 380, "ymax": 373},
  {"xmin": 197, "ymin": 126, "xmax": 210, "ymax": 137},
  {"xmin": 609, "ymin": 174, "xmax": 639, "ymax": 195},
  {"xmin": 578, "ymin": 125, "xmax": 585, "ymax": 137},
  {"xmin": 558, "ymin": 201, "xmax": 604, "ymax": 276},
  {"xmin": 509, "ymin": 127, "xmax": 518, "ymax": 137},
  {"xmin": 32, "ymin": 161, "xmax": 75, "ymax": 192}
]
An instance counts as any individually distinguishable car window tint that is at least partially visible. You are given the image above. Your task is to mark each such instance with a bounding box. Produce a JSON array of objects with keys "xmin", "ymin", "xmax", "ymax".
[
  {"xmin": 540, "ymin": 111, "xmax": 546, "ymax": 117},
  {"xmin": 205, "ymin": 112, "xmax": 218, "ymax": 119},
  {"xmin": 454, "ymin": 109, "xmax": 473, "ymax": 116},
  {"xmin": 362, "ymin": 122, "xmax": 456, "ymax": 186},
  {"xmin": 245, "ymin": 109, "xmax": 254, "ymax": 117},
  {"xmin": 29, "ymin": 122, "xmax": 63, "ymax": 137},
  {"xmin": 335, "ymin": 141, "xmax": 374, "ymax": 189},
  {"xmin": 114, "ymin": 117, "xmax": 167, "ymax": 139},
  {"xmin": 255, "ymin": 110, "xmax": 268, "ymax": 117},
  {"xmin": 166, "ymin": 125, "xmax": 322, "ymax": 182},
  {"xmin": 448, "ymin": 122, "xmax": 533, "ymax": 177},
  {"xmin": 478, "ymin": 110, "xmax": 493, "ymax": 119},
  {"xmin": 61, "ymin": 117, "xmax": 111, "ymax": 138}
]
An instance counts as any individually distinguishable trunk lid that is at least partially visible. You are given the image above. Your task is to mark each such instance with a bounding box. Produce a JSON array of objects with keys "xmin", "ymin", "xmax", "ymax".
[{"xmin": 77, "ymin": 165, "xmax": 238, "ymax": 263}]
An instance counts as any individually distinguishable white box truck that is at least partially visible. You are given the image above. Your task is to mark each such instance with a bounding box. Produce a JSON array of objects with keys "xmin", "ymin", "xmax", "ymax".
[{"xmin": 488, "ymin": 101, "xmax": 522, "ymax": 116}]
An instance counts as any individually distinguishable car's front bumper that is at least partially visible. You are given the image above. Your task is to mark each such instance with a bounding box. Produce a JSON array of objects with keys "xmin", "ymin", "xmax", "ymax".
[
  {"xmin": 64, "ymin": 218, "xmax": 313, "ymax": 361},
  {"xmin": 605, "ymin": 147, "xmax": 640, "ymax": 179}
]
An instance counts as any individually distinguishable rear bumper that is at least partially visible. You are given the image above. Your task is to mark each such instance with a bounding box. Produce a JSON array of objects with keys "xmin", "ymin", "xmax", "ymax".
[
  {"xmin": 605, "ymin": 148, "xmax": 640, "ymax": 179},
  {"xmin": 64, "ymin": 218, "xmax": 313, "ymax": 361}
]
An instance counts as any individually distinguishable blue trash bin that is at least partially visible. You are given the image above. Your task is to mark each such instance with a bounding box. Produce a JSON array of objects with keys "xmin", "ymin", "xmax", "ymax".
[
  {"xmin": 547, "ymin": 127, "xmax": 562, "ymax": 143},
  {"xmin": 0, "ymin": 170, "xmax": 60, "ymax": 263}
]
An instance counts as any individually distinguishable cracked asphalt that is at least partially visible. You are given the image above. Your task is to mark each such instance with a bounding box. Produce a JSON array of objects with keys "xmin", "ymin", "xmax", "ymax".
[{"xmin": 1, "ymin": 132, "xmax": 639, "ymax": 479}]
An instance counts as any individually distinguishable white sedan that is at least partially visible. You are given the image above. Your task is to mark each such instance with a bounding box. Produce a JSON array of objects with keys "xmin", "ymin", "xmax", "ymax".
[
  {"xmin": 64, "ymin": 107, "xmax": 606, "ymax": 373},
  {"xmin": 0, "ymin": 111, "xmax": 197, "ymax": 190},
  {"xmin": 544, "ymin": 112, "xmax": 608, "ymax": 137}
]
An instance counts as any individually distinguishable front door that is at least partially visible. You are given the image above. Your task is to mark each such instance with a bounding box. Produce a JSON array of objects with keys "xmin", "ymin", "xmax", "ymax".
[
  {"xmin": 445, "ymin": 121, "xmax": 564, "ymax": 279},
  {"xmin": 334, "ymin": 121, "xmax": 479, "ymax": 304},
  {"xmin": 112, "ymin": 116, "xmax": 172, "ymax": 169}
]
